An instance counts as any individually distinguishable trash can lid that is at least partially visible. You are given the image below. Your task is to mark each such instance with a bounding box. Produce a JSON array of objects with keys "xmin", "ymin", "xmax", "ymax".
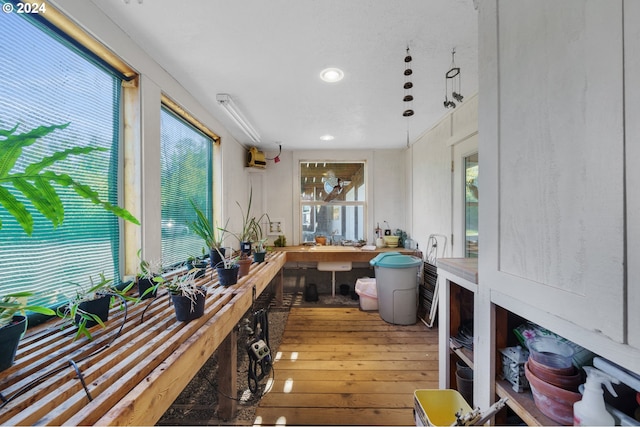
[{"xmin": 369, "ymin": 252, "xmax": 422, "ymax": 268}]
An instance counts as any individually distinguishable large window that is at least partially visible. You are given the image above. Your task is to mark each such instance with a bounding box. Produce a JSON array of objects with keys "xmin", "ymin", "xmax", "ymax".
[
  {"xmin": 300, "ymin": 162, "xmax": 365, "ymax": 244},
  {"xmin": 0, "ymin": 6, "xmax": 127, "ymax": 306},
  {"xmin": 160, "ymin": 106, "xmax": 213, "ymax": 268}
]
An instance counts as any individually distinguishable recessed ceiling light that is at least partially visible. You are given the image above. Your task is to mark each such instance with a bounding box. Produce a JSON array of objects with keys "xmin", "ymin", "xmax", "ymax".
[
  {"xmin": 320, "ymin": 134, "xmax": 335, "ymax": 141},
  {"xmin": 319, "ymin": 68, "xmax": 344, "ymax": 83}
]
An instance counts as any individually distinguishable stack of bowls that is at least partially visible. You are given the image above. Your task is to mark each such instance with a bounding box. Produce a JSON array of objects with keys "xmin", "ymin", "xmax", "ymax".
[
  {"xmin": 383, "ymin": 235, "xmax": 399, "ymax": 247},
  {"xmin": 524, "ymin": 337, "xmax": 582, "ymax": 425}
]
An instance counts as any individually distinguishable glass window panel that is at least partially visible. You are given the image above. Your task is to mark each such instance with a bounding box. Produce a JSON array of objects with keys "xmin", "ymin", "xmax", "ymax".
[
  {"xmin": 0, "ymin": 7, "xmax": 123, "ymax": 308},
  {"xmin": 300, "ymin": 162, "xmax": 365, "ymax": 244},
  {"xmin": 465, "ymin": 153, "xmax": 479, "ymax": 257},
  {"xmin": 160, "ymin": 106, "xmax": 213, "ymax": 268}
]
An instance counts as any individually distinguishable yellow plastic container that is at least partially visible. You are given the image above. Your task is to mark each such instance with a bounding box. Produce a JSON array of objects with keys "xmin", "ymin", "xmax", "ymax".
[{"xmin": 414, "ymin": 389, "xmax": 473, "ymax": 426}]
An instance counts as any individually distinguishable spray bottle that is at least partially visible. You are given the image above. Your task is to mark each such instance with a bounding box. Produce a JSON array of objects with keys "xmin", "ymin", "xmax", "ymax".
[{"xmin": 573, "ymin": 366, "xmax": 620, "ymax": 426}]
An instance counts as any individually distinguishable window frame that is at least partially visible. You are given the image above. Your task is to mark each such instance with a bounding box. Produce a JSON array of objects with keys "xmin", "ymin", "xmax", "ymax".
[
  {"xmin": 0, "ymin": 1, "xmax": 139, "ymax": 316},
  {"xmin": 298, "ymin": 160, "xmax": 368, "ymax": 244},
  {"xmin": 159, "ymin": 103, "xmax": 216, "ymax": 270}
]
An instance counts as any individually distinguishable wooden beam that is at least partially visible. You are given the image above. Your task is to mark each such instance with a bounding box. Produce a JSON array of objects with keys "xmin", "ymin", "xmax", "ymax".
[{"xmin": 217, "ymin": 328, "xmax": 237, "ymax": 420}]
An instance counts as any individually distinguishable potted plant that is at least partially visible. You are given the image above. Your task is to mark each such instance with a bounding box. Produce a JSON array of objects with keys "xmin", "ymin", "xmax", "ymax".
[
  {"xmin": 226, "ymin": 187, "xmax": 270, "ymax": 256},
  {"xmin": 253, "ymin": 238, "xmax": 268, "ymax": 263},
  {"xmin": 214, "ymin": 248, "xmax": 240, "ymax": 286},
  {"xmin": 156, "ymin": 271, "xmax": 207, "ymax": 322},
  {"xmin": 186, "ymin": 251, "xmax": 208, "ymax": 279},
  {"xmin": 56, "ymin": 273, "xmax": 135, "ymax": 341},
  {"xmin": 0, "ymin": 293, "xmax": 55, "ymax": 371},
  {"xmin": 136, "ymin": 249, "xmax": 163, "ymax": 300},
  {"xmin": 188, "ymin": 200, "xmax": 228, "ymax": 269}
]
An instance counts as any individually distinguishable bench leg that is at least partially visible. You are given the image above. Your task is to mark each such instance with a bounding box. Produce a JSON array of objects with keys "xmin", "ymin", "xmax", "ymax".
[
  {"xmin": 217, "ymin": 328, "xmax": 237, "ymax": 420},
  {"xmin": 275, "ymin": 268, "xmax": 284, "ymax": 307}
]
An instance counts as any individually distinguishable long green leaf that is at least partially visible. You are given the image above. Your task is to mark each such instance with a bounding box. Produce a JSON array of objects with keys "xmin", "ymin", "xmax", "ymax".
[
  {"xmin": 34, "ymin": 176, "xmax": 64, "ymax": 224},
  {"xmin": 0, "ymin": 186, "xmax": 32, "ymax": 234},
  {"xmin": 0, "ymin": 124, "xmax": 20, "ymax": 138},
  {"xmin": 24, "ymin": 146, "xmax": 107, "ymax": 175},
  {"xmin": 0, "ymin": 123, "xmax": 140, "ymax": 232},
  {"xmin": 0, "ymin": 123, "xmax": 69, "ymax": 178},
  {"xmin": 12, "ymin": 177, "xmax": 62, "ymax": 227}
]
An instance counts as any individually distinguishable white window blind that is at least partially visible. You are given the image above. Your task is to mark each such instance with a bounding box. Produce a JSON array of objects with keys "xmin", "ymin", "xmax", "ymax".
[
  {"xmin": 0, "ymin": 5, "xmax": 125, "ymax": 309},
  {"xmin": 160, "ymin": 106, "xmax": 213, "ymax": 268}
]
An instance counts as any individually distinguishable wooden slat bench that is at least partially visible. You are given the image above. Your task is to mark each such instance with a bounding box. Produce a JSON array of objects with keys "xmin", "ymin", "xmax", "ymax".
[{"xmin": 0, "ymin": 251, "xmax": 286, "ymax": 426}]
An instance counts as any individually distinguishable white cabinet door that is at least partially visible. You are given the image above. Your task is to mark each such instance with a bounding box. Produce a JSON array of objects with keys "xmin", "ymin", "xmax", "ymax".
[{"xmin": 480, "ymin": 1, "xmax": 625, "ymax": 343}]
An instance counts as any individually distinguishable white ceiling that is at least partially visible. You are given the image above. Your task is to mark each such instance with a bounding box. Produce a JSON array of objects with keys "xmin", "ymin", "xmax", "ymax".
[{"xmin": 90, "ymin": 0, "xmax": 478, "ymax": 151}]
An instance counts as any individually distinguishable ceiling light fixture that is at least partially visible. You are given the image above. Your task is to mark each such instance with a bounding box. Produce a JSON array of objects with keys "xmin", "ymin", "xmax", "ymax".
[
  {"xmin": 320, "ymin": 134, "xmax": 334, "ymax": 141},
  {"xmin": 216, "ymin": 94, "xmax": 261, "ymax": 144},
  {"xmin": 320, "ymin": 68, "xmax": 344, "ymax": 83}
]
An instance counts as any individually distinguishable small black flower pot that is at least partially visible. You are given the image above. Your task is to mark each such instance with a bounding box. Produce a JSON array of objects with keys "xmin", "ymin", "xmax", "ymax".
[
  {"xmin": 171, "ymin": 288, "xmax": 206, "ymax": 322},
  {"xmin": 138, "ymin": 277, "xmax": 158, "ymax": 300},
  {"xmin": 188, "ymin": 261, "xmax": 207, "ymax": 279},
  {"xmin": 76, "ymin": 295, "xmax": 111, "ymax": 328},
  {"xmin": 210, "ymin": 248, "xmax": 223, "ymax": 270},
  {"xmin": 253, "ymin": 251, "xmax": 266, "ymax": 263},
  {"xmin": 240, "ymin": 241, "xmax": 252, "ymax": 255},
  {"xmin": 217, "ymin": 265, "xmax": 239, "ymax": 287},
  {"xmin": 0, "ymin": 315, "xmax": 27, "ymax": 372}
]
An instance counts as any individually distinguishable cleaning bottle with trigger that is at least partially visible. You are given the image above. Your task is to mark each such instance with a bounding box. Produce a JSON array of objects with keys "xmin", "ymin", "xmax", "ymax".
[{"xmin": 573, "ymin": 366, "xmax": 620, "ymax": 426}]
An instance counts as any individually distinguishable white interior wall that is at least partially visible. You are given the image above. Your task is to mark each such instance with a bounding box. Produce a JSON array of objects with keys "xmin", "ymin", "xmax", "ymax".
[
  {"xmin": 409, "ymin": 93, "xmax": 478, "ymax": 258},
  {"xmin": 261, "ymin": 149, "xmax": 406, "ymax": 246}
]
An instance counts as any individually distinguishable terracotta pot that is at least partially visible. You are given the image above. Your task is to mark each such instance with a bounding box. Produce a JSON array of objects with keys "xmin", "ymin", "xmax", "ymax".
[
  {"xmin": 528, "ymin": 356, "xmax": 582, "ymax": 391},
  {"xmin": 237, "ymin": 257, "xmax": 252, "ymax": 278},
  {"xmin": 524, "ymin": 361, "xmax": 581, "ymax": 425}
]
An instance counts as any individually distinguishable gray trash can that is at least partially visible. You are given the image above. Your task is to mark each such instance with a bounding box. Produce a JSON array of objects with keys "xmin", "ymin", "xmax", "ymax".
[{"xmin": 370, "ymin": 252, "xmax": 422, "ymax": 325}]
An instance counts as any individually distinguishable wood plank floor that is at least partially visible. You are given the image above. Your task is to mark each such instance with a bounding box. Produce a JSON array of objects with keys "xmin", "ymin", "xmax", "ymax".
[{"xmin": 254, "ymin": 307, "xmax": 438, "ymax": 426}]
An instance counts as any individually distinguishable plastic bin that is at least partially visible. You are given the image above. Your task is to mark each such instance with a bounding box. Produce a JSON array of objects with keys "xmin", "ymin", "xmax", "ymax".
[
  {"xmin": 370, "ymin": 252, "xmax": 422, "ymax": 325},
  {"xmin": 414, "ymin": 389, "xmax": 472, "ymax": 427},
  {"xmin": 355, "ymin": 278, "xmax": 378, "ymax": 311}
]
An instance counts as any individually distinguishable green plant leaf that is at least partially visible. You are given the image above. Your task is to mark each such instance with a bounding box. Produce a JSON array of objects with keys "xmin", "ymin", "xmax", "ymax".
[
  {"xmin": 23, "ymin": 305, "xmax": 55, "ymax": 316},
  {"xmin": 0, "ymin": 123, "xmax": 69, "ymax": 178},
  {"xmin": 24, "ymin": 146, "xmax": 107, "ymax": 176},
  {"xmin": 0, "ymin": 123, "xmax": 140, "ymax": 233},
  {"xmin": 12, "ymin": 176, "xmax": 62, "ymax": 227},
  {"xmin": 34, "ymin": 176, "xmax": 64, "ymax": 224},
  {"xmin": 0, "ymin": 186, "xmax": 33, "ymax": 234}
]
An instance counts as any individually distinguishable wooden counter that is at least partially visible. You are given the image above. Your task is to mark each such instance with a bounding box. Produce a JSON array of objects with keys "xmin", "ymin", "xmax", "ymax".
[
  {"xmin": 437, "ymin": 257, "xmax": 478, "ymax": 285},
  {"xmin": 273, "ymin": 245, "xmax": 421, "ymax": 263}
]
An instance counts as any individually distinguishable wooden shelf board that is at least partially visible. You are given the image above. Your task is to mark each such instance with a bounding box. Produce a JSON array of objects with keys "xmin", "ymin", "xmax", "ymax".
[
  {"xmin": 450, "ymin": 341, "xmax": 474, "ymax": 369},
  {"xmin": 495, "ymin": 380, "xmax": 557, "ymax": 426}
]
